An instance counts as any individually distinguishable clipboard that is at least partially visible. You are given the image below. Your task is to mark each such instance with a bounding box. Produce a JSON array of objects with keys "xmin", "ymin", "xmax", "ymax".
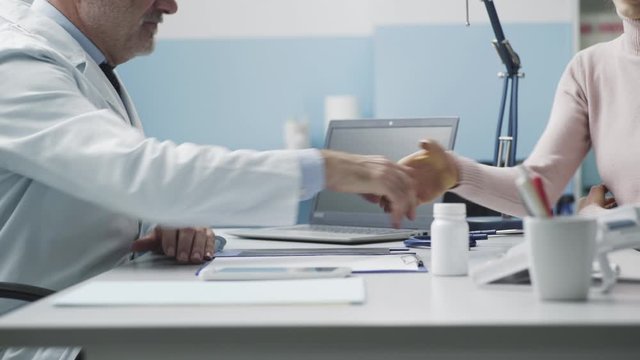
[
  {"xmin": 199, "ymin": 253, "xmax": 426, "ymax": 275},
  {"xmin": 214, "ymin": 247, "xmax": 412, "ymax": 257}
]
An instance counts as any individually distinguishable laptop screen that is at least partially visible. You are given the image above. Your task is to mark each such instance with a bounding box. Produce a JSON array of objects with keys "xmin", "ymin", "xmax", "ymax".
[{"xmin": 311, "ymin": 118, "xmax": 458, "ymax": 230}]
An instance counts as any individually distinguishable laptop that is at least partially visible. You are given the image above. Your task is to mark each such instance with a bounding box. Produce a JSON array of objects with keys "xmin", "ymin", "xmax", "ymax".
[{"xmin": 229, "ymin": 117, "xmax": 459, "ymax": 244}]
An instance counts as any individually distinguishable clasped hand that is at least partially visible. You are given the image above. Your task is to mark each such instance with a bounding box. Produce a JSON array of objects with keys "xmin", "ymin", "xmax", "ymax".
[
  {"xmin": 365, "ymin": 140, "xmax": 459, "ymax": 210},
  {"xmin": 399, "ymin": 140, "xmax": 459, "ymax": 203}
]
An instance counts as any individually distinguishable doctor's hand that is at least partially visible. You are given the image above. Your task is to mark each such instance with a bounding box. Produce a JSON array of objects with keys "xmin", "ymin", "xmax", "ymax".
[
  {"xmin": 131, "ymin": 226, "xmax": 216, "ymax": 264},
  {"xmin": 399, "ymin": 140, "xmax": 459, "ymax": 204},
  {"xmin": 321, "ymin": 150, "xmax": 417, "ymax": 228}
]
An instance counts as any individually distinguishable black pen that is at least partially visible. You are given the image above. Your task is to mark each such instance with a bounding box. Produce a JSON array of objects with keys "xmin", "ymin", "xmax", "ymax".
[
  {"xmin": 470, "ymin": 229, "xmax": 523, "ymax": 236},
  {"xmin": 411, "ymin": 233, "xmax": 488, "ymax": 241},
  {"xmin": 404, "ymin": 236, "xmax": 478, "ymax": 248}
]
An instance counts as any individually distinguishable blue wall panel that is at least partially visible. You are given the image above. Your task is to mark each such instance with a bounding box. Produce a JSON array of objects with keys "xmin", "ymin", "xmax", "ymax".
[
  {"xmin": 373, "ymin": 23, "xmax": 573, "ymax": 162},
  {"xmin": 119, "ymin": 37, "xmax": 374, "ymax": 151}
]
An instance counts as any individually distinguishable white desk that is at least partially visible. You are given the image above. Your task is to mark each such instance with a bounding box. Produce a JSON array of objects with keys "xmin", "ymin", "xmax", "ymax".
[{"xmin": 1, "ymin": 233, "xmax": 640, "ymax": 360}]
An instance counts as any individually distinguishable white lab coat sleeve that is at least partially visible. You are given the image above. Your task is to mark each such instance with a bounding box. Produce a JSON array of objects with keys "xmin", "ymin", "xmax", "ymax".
[{"xmin": 0, "ymin": 51, "xmax": 302, "ymax": 227}]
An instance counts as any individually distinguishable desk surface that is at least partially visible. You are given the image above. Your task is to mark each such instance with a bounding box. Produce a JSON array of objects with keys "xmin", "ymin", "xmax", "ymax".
[{"xmin": 2, "ymin": 233, "xmax": 640, "ymax": 360}]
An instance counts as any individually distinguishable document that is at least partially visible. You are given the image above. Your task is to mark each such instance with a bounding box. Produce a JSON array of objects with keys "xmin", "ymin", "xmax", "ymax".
[
  {"xmin": 215, "ymin": 247, "xmax": 412, "ymax": 257},
  {"xmin": 200, "ymin": 254, "xmax": 425, "ymax": 274},
  {"xmin": 54, "ymin": 278, "xmax": 365, "ymax": 306}
]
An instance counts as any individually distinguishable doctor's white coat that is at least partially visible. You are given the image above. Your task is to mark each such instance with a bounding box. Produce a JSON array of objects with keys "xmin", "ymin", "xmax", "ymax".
[{"xmin": 0, "ymin": 8, "xmax": 303, "ymax": 294}]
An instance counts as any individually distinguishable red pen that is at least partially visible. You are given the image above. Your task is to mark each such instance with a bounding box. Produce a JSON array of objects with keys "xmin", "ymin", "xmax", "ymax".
[
  {"xmin": 531, "ymin": 176, "xmax": 553, "ymax": 217},
  {"xmin": 515, "ymin": 167, "xmax": 549, "ymax": 218}
]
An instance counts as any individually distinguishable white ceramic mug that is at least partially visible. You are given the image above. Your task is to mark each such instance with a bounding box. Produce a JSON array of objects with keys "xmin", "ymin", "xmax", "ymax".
[{"xmin": 525, "ymin": 216, "xmax": 598, "ymax": 301}]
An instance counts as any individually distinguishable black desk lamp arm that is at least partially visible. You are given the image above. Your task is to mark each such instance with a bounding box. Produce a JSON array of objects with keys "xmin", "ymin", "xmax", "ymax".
[{"xmin": 482, "ymin": 0, "xmax": 521, "ymax": 76}]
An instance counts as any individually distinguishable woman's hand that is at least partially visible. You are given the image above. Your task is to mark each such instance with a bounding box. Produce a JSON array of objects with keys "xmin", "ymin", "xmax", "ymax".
[
  {"xmin": 577, "ymin": 184, "xmax": 617, "ymax": 213},
  {"xmin": 399, "ymin": 140, "xmax": 459, "ymax": 204}
]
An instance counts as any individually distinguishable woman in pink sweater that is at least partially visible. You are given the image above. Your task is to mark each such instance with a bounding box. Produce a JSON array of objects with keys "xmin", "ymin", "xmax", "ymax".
[{"xmin": 402, "ymin": 0, "xmax": 640, "ymax": 217}]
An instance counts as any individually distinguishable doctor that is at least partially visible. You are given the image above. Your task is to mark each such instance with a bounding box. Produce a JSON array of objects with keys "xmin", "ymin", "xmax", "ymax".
[
  {"xmin": 0, "ymin": 0, "xmax": 30, "ymax": 22},
  {"xmin": 0, "ymin": 0, "xmax": 417, "ymax": 306}
]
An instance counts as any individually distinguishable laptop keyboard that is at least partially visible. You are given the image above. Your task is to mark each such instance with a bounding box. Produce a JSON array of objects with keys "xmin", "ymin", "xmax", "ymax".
[
  {"xmin": 285, "ymin": 224, "xmax": 413, "ymax": 235},
  {"xmin": 228, "ymin": 223, "xmax": 420, "ymax": 242}
]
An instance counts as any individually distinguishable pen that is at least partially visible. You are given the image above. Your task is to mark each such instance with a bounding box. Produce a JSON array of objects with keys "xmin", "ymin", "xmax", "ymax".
[
  {"xmin": 404, "ymin": 236, "xmax": 478, "ymax": 248},
  {"xmin": 515, "ymin": 166, "xmax": 550, "ymax": 218},
  {"xmin": 389, "ymin": 247, "xmax": 414, "ymax": 252},
  {"xmin": 418, "ymin": 229, "xmax": 523, "ymax": 236},
  {"xmin": 531, "ymin": 176, "xmax": 554, "ymax": 217},
  {"xmin": 470, "ymin": 229, "xmax": 524, "ymax": 236},
  {"xmin": 409, "ymin": 233, "xmax": 488, "ymax": 241}
]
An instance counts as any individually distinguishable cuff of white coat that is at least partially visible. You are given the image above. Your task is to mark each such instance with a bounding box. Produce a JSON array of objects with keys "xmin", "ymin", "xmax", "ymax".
[{"xmin": 297, "ymin": 148, "xmax": 325, "ymax": 201}]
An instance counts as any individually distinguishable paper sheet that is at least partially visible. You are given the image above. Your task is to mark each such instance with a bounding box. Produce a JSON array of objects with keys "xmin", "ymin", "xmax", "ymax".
[
  {"xmin": 54, "ymin": 278, "xmax": 365, "ymax": 306},
  {"xmin": 203, "ymin": 254, "xmax": 424, "ymax": 273}
]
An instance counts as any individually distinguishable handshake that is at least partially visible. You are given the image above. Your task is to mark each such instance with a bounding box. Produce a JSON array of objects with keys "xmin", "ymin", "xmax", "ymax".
[
  {"xmin": 132, "ymin": 139, "xmax": 459, "ymax": 266},
  {"xmin": 323, "ymin": 139, "xmax": 459, "ymax": 228}
]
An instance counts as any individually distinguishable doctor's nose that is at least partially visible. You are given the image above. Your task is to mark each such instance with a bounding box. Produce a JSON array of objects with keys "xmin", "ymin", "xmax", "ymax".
[{"xmin": 154, "ymin": 0, "xmax": 178, "ymax": 15}]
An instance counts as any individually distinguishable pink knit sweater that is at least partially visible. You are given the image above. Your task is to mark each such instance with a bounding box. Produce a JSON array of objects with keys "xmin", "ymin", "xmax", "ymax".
[{"xmin": 451, "ymin": 18, "xmax": 640, "ymax": 216}]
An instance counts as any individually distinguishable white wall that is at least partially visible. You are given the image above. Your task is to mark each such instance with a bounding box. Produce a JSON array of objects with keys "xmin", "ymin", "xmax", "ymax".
[{"xmin": 160, "ymin": 0, "xmax": 577, "ymax": 39}]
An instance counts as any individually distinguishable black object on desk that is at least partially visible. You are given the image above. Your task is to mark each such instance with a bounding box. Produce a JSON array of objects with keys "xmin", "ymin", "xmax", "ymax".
[
  {"xmin": 467, "ymin": 216, "xmax": 523, "ymax": 231},
  {"xmin": 443, "ymin": 190, "xmax": 523, "ymax": 232},
  {"xmin": 404, "ymin": 234, "xmax": 482, "ymax": 249}
]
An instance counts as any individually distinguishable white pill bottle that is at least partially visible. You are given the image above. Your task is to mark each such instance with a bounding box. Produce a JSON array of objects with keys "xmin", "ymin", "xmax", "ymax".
[{"xmin": 430, "ymin": 203, "xmax": 469, "ymax": 276}]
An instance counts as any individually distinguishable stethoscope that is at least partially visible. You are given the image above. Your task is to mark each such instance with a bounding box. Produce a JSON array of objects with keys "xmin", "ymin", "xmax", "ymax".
[
  {"xmin": 403, "ymin": 233, "xmax": 487, "ymax": 249},
  {"xmin": 403, "ymin": 229, "xmax": 524, "ymax": 249}
]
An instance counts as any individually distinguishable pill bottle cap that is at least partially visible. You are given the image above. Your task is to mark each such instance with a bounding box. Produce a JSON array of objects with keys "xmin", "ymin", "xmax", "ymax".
[{"xmin": 433, "ymin": 203, "xmax": 466, "ymax": 216}]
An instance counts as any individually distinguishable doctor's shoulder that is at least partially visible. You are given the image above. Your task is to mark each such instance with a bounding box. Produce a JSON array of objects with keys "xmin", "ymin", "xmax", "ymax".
[{"xmin": 0, "ymin": 13, "xmax": 85, "ymax": 70}]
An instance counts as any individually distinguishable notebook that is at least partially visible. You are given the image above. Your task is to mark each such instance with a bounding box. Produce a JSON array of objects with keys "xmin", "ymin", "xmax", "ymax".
[{"xmin": 229, "ymin": 117, "xmax": 459, "ymax": 244}]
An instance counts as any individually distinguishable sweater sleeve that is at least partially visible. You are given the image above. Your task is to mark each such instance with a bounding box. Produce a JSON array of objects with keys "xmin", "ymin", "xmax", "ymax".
[{"xmin": 451, "ymin": 54, "xmax": 591, "ymax": 217}]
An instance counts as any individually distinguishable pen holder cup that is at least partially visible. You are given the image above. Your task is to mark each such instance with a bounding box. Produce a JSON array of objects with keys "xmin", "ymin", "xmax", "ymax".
[{"xmin": 524, "ymin": 216, "xmax": 597, "ymax": 302}]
